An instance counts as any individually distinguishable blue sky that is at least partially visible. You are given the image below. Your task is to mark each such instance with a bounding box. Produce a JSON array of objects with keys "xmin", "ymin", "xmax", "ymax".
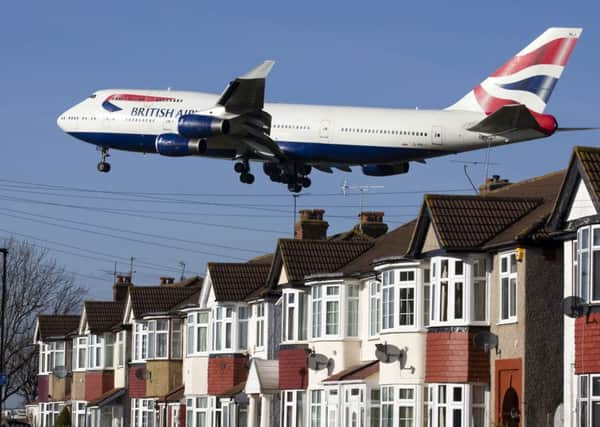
[{"xmin": 0, "ymin": 1, "xmax": 598, "ymax": 301}]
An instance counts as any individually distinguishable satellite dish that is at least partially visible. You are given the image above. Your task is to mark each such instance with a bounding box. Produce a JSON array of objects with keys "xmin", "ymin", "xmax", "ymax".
[
  {"xmin": 472, "ymin": 331, "xmax": 499, "ymax": 353},
  {"xmin": 562, "ymin": 296, "xmax": 585, "ymax": 318},
  {"xmin": 52, "ymin": 366, "xmax": 67, "ymax": 379},
  {"xmin": 308, "ymin": 353, "xmax": 331, "ymax": 371},
  {"xmin": 135, "ymin": 367, "xmax": 150, "ymax": 380},
  {"xmin": 374, "ymin": 343, "xmax": 404, "ymax": 364}
]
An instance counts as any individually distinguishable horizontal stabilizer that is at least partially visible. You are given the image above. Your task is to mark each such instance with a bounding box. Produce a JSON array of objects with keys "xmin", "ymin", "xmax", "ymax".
[{"xmin": 468, "ymin": 104, "xmax": 539, "ymax": 134}]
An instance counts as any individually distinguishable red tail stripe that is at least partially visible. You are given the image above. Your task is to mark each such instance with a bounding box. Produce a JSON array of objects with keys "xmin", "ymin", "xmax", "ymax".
[
  {"xmin": 491, "ymin": 37, "xmax": 578, "ymax": 77},
  {"xmin": 473, "ymin": 85, "xmax": 516, "ymax": 115}
]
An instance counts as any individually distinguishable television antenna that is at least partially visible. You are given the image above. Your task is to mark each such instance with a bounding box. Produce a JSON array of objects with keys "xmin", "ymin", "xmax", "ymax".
[
  {"xmin": 179, "ymin": 261, "xmax": 186, "ymax": 281},
  {"xmin": 341, "ymin": 179, "xmax": 384, "ymax": 213},
  {"xmin": 452, "ymin": 160, "xmax": 500, "ymax": 193}
]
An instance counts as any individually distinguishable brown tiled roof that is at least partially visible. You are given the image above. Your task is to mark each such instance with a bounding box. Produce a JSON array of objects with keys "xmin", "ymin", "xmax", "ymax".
[
  {"xmin": 158, "ymin": 385, "xmax": 185, "ymax": 402},
  {"xmin": 37, "ymin": 315, "xmax": 80, "ymax": 340},
  {"xmin": 576, "ymin": 146, "xmax": 600, "ymax": 203},
  {"xmin": 87, "ymin": 387, "xmax": 126, "ymax": 407},
  {"xmin": 130, "ymin": 286, "xmax": 201, "ymax": 318},
  {"xmin": 85, "ymin": 301, "xmax": 125, "ymax": 334},
  {"xmin": 248, "ymin": 253, "xmax": 275, "ymax": 264},
  {"xmin": 323, "ymin": 361, "xmax": 379, "ymax": 382},
  {"xmin": 278, "ymin": 239, "xmax": 373, "ymax": 283},
  {"xmin": 424, "ymin": 195, "xmax": 542, "ymax": 249},
  {"xmin": 208, "ymin": 263, "xmax": 271, "ymax": 301},
  {"xmin": 340, "ymin": 220, "xmax": 417, "ymax": 274}
]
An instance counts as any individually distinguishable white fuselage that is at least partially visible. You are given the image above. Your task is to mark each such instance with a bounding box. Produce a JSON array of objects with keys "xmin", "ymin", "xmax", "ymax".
[{"xmin": 58, "ymin": 89, "xmax": 519, "ymax": 166}]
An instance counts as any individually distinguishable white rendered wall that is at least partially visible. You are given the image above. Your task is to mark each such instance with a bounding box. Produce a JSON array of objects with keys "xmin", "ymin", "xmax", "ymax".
[{"xmin": 563, "ymin": 240, "xmax": 576, "ymax": 427}]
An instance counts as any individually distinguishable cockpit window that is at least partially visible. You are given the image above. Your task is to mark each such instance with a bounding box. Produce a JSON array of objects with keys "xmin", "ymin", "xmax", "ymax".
[{"xmin": 89, "ymin": 94, "xmax": 97, "ymax": 99}]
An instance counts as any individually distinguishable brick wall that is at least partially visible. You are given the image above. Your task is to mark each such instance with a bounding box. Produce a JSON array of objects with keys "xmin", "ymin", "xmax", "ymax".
[
  {"xmin": 279, "ymin": 344, "xmax": 309, "ymax": 390},
  {"xmin": 128, "ymin": 363, "xmax": 147, "ymax": 398},
  {"xmin": 85, "ymin": 371, "xmax": 114, "ymax": 401},
  {"xmin": 37, "ymin": 375, "xmax": 48, "ymax": 403},
  {"xmin": 425, "ymin": 327, "xmax": 489, "ymax": 384},
  {"xmin": 575, "ymin": 311, "xmax": 600, "ymax": 374},
  {"xmin": 207, "ymin": 354, "xmax": 249, "ymax": 396}
]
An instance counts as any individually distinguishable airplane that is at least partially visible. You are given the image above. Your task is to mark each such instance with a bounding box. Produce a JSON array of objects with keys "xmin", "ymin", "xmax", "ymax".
[{"xmin": 58, "ymin": 27, "xmax": 591, "ymax": 193}]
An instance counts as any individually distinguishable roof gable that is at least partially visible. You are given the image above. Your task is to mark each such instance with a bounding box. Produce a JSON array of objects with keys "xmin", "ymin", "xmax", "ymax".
[
  {"xmin": 36, "ymin": 315, "xmax": 80, "ymax": 341},
  {"xmin": 129, "ymin": 286, "xmax": 201, "ymax": 318},
  {"xmin": 83, "ymin": 301, "xmax": 125, "ymax": 334},
  {"xmin": 567, "ymin": 180, "xmax": 597, "ymax": 221},
  {"xmin": 207, "ymin": 262, "xmax": 271, "ymax": 302}
]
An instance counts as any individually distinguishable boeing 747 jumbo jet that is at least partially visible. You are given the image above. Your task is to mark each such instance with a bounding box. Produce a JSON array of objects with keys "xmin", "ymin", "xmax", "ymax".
[{"xmin": 58, "ymin": 27, "xmax": 589, "ymax": 192}]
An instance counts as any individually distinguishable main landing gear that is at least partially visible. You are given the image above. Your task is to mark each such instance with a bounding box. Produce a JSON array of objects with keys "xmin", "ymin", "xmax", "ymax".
[
  {"xmin": 263, "ymin": 162, "xmax": 311, "ymax": 193},
  {"xmin": 234, "ymin": 160, "xmax": 255, "ymax": 184},
  {"xmin": 97, "ymin": 147, "xmax": 111, "ymax": 173}
]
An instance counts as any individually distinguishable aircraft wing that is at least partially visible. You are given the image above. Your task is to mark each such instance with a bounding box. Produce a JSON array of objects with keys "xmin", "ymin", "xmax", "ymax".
[{"xmin": 217, "ymin": 60, "xmax": 275, "ymax": 114}]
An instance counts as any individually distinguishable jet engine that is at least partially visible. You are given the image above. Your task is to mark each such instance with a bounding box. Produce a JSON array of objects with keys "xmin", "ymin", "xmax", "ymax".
[
  {"xmin": 155, "ymin": 133, "xmax": 207, "ymax": 157},
  {"xmin": 362, "ymin": 163, "xmax": 410, "ymax": 176},
  {"xmin": 178, "ymin": 114, "xmax": 230, "ymax": 139}
]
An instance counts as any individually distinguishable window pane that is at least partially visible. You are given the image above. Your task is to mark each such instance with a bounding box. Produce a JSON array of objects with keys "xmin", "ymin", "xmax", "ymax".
[
  {"xmin": 452, "ymin": 409, "xmax": 462, "ymax": 427},
  {"xmin": 593, "ymin": 251, "xmax": 600, "ymax": 301},
  {"xmin": 592, "ymin": 402, "xmax": 600, "ymax": 427},
  {"xmin": 440, "ymin": 281, "xmax": 448, "ymax": 322},
  {"xmin": 326, "ymin": 301, "xmax": 339, "ymax": 335},
  {"xmin": 454, "ymin": 282, "xmax": 463, "ymax": 319},
  {"xmin": 473, "ymin": 280, "xmax": 486, "ymax": 321},
  {"xmin": 455, "ymin": 261, "xmax": 463, "ymax": 276},
  {"xmin": 399, "ymin": 406, "xmax": 413, "ymax": 427},
  {"xmin": 501, "ymin": 278, "xmax": 509, "ymax": 320},
  {"xmin": 510, "ymin": 278, "xmax": 517, "ymax": 317},
  {"xmin": 582, "ymin": 375, "xmax": 589, "ymax": 398},
  {"xmin": 510, "ymin": 254, "xmax": 517, "ymax": 273},
  {"xmin": 399, "ymin": 288, "xmax": 414, "ymax": 326},
  {"xmin": 582, "ymin": 252, "xmax": 590, "ymax": 302},
  {"xmin": 582, "ymin": 228, "xmax": 590, "ymax": 249},
  {"xmin": 592, "ymin": 376, "xmax": 600, "ymax": 397},
  {"xmin": 347, "ymin": 297, "xmax": 359, "ymax": 336}
]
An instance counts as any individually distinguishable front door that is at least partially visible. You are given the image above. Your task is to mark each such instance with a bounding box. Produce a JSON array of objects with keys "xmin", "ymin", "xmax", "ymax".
[
  {"xmin": 431, "ymin": 126, "xmax": 443, "ymax": 145},
  {"xmin": 343, "ymin": 386, "xmax": 365, "ymax": 427},
  {"xmin": 496, "ymin": 358, "xmax": 522, "ymax": 427}
]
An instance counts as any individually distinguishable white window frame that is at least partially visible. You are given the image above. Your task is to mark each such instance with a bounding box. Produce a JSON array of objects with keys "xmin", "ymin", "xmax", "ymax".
[
  {"xmin": 74, "ymin": 336, "xmax": 88, "ymax": 371},
  {"xmin": 426, "ymin": 383, "xmax": 489, "ymax": 427},
  {"xmin": 151, "ymin": 319, "xmax": 169, "ymax": 359},
  {"xmin": 171, "ymin": 318, "xmax": 182, "ymax": 359},
  {"xmin": 187, "ymin": 311, "xmax": 210, "ymax": 356},
  {"xmin": 131, "ymin": 398, "xmax": 157, "ymax": 427},
  {"xmin": 324, "ymin": 285, "xmax": 340, "ymax": 337},
  {"xmin": 311, "ymin": 286, "xmax": 322, "ymax": 339},
  {"xmin": 398, "ymin": 270, "xmax": 416, "ymax": 327},
  {"xmin": 104, "ymin": 333, "xmax": 114, "ymax": 368},
  {"xmin": 499, "ymin": 252, "xmax": 518, "ymax": 323},
  {"xmin": 382, "ymin": 271, "xmax": 395, "ymax": 330},
  {"xmin": 213, "ymin": 306, "xmax": 235, "ymax": 352},
  {"xmin": 186, "ymin": 396, "xmax": 209, "ymax": 427},
  {"xmin": 238, "ymin": 306, "xmax": 249, "ymax": 350},
  {"xmin": 283, "ymin": 290, "xmax": 308, "ymax": 342},
  {"xmin": 87, "ymin": 334, "xmax": 104, "ymax": 369},
  {"xmin": 369, "ymin": 280, "xmax": 381, "ymax": 337},
  {"xmin": 310, "ymin": 390, "xmax": 324, "ymax": 427},
  {"xmin": 132, "ymin": 321, "xmax": 148, "ymax": 363},
  {"xmin": 254, "ymin": 303, "xmax": 266, "ymax": 349},
  {"xmin": 577, "ymin": 374, "xmax": 600, "ymax": 427},
  {"xmin": 72, "ymin": 401, "xmax": 87, "ymax": 427},
  {"xmin": 346, "ymin": 285, "xmax": 359, "ymax": 336},
  {"xmin": 282, "ymin": 390, "xmax": 306, "ymax": 427},
  {"xmin": 40, "ymin": 402, "xmax": 63, "ymax": 427},
  {"xmin": 577, "ymin": 225, "xmax": 600, "ymax": 303},
  {"xmin": 116, "ymin": 331, "xmax": 125, "ymax": 367}
]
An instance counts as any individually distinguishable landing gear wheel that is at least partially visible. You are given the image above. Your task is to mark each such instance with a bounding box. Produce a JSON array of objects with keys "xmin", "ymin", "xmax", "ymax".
[
  {"xmin": 288, "ymin": 183, "xmax": 302, "ymax": 193},
  {"xmin": 97, "ymin": 162, "xmax": 111, "ymax": 173},
  {"xmin": 301, "ymin": 177, "xmax": 311, "ymax": 188},
  {"xmin": 234, "ymin": 161, "xmax": 249, "ymax": 174},
  {"xmin": 240, "ymin": 173, "xmax": 255, "ymax": 184}
]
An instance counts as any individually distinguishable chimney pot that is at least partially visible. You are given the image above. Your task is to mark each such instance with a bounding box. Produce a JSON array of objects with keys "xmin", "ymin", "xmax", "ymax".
[
  {"xmin": 357, "ymin": 211, "xmax": 388, "ymax": 238},
  {"xmin": 295, "ymin": 209, "xmax": 329, "ymax": 240},
  {"xmin": 160, "ymin": 276, "xmax": 175, "ymax": 286},
  {"xmin": 479, "ymin": 175, "xmax": 511, "ymax": 194}
]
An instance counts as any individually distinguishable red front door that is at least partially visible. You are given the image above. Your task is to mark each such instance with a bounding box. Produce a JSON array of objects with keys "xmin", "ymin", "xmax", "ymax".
[{"xmin": 496, "ymin": 358, "xmax": 522, "ymax": 427}]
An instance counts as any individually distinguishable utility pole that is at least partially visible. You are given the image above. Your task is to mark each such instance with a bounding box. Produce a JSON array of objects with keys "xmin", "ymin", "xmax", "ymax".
[
  {"xmin": 0, "ymin": 248, "xmax": 8, "ymax": 423},
  {"xmin": 292, "ymin": 194, "xmax": 301, "ymax": 238}
]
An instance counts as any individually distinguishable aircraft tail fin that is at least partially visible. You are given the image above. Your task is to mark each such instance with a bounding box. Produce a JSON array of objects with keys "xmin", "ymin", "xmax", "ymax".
[{"xmin": 446, "ymin": 27, "xmax": 582, "ymax": 115}]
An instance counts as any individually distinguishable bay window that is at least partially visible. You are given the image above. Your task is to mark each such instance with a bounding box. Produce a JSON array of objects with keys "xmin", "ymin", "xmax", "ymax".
[
  {"xmin": 310, "ymin": 390, "xmax": 323, "ymax": 427},
  {"xmin": 577, "ymin": 374, "xmax": 600, "ymax": 427},
  {"xmin": 40, "ymin": 402, "xmax": 62, "ymax": 427},
  {"xmin": 116, "ymin": 331, "xmax": 125, "ymax": 367},
  {"xmin": 213, "ymin": 306, "xmax": 234, "ymax": 351},
  {"xmin": 499, "ymin": 253, "xmax": 517, "ymax": 322},
  {"xmin": 186, "ymin": 397, "xmax": 208, "ymax": 427},
  {"xmin": 131, "ymin": 399, "xmax": 157, "ymax": 427},
  {"xmin": 104, "ymin": 334, "xmax": 114, "ymax": 368},
  {"xmin": 53, "ymin": 341, "xmax": 66, "ymax": 368},
  {"xmin": 426, "ymin": 383, "xmax": 489, "ymax": 427},
  {"xmin": 576, "ymin": 225, "xmax": 600, "ymax": 303},
  {"xmin": 430, "ymin": 256, "xmax": 488, "ymax": 326},
  {"xmin": 188, "ymin": 312, "xmax": 209, "ymax": 355},
  {"xmin": 88, "ymin": 334, "xmax": 103, "ymax": 369},
  {"xmin": 172, "ymin": 319, "xmax": 182, "ymax": 359},
  {"xmin": 254, "ymin": 303, "xmax": 266, "ymax": 349},
  {"xmin": 74, "ymin": 337, "xmax": 87, "ymax": 370},
  {"xmin": 380, "ymin": 266, "xmax": 420, "ymax": 330},
  {"xmin": 370, "ymin": 389, "xmax": 380, "ymax": 427},
  {"xmin": 133, "ymin": 322, "xmax": 148, "ymax": 362},
  {"xmin": 381, "ymin": 387, "xmax": 394, "ymax": 427},
  {"xmin": 382, "ymin": 271, "xmax": 395, "ymax": 329},
  {"xmin": 238, "ymin": 306, "xmax": 249, "ymax": 350},
  {"xmin": 312, "ymin": 286, "xmax": 322, "ymax": 339},
  {"xmin": 346, "ymin": 285, "xmax": 359, "ymax": 336},
  {"xmin": 154, "ymin": 320, "xmax": 169, "ymax": 358},
  {"xmin": 398, "ymin": 271, "xmax": 416, "ymax": 326},
  {"xmin": 283, "ymin": 390, "xmax": 306, "ymax": 427},
  {"xmin": 73, "ymin": 401, "xmax": 86, "ymax": 427},
  {"xmin": 283, "ymin": 291, "xmax": 308, "ymax": 342},
  {"xmin": 325, "ymin": 286, "xmax": 340, "ymax": 336},
  {"xmin": 369, "ymin": 281, "xmax": 381, "ymax": 336}
]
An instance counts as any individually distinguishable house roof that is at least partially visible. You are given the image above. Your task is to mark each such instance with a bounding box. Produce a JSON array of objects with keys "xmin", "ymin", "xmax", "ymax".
[
  {"xmin": 85, "ymin": 301, "xmax": 125, "ymax": 334},
  {"xmin": 129, "ymin": 285, "xmax": 201, "ymax": 318},
  {"xmin": 218, "ymin": 381, "xmax": 246, "ymax": 397},
  {"xmin": 339, "ymin": 220, "xmax": 417, "ymax": 274},
  {"xmin": 208, "ymin": 262, "xmax": 271, "ymax": 302},
  {"xmin": 408, "ymin": 170, "xmax": 565, "ymax": 254},
  {"xmin": 36, "ymin": 315, "xmax": 80, "ymax": 341},
  {"xmin": 246, "ymin": 359, "xmax": 279, "ymax": 394},
  {"xmin": 277, "ymin": 239, "xmax": 373, "ymax": 283},
  {"xmin": 576, "ymin": 146, "xmax": 600, "ymax": 203},
  {"xmin": 87, "ymin": 388, "xmax": 126, "ymax": 407},
  {"xmin": 158, "ymin": 385, "xmax": 185, "ymax": 402},
  {"xmin": 323, "ymin": 360, "xmax": 379, "ymax": 382}
]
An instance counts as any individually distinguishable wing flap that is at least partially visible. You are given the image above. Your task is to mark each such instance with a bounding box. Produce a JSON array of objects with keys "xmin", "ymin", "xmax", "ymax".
[{"xmin": 467, "ymin": 104, "xmax": 538, "ymax": 134}]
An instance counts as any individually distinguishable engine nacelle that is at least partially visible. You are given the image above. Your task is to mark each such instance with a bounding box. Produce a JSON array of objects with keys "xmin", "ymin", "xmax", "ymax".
[
  {"xmin": 178, "ymin": 114, "xmax": 229, "ymax": 139},
  {"xmin": 155, "ymin": 133, "xmax": 207, "ymax": 157},
  {"xmin": 362, "ymin": 163, "xmax": 410, "ymax": 176}
]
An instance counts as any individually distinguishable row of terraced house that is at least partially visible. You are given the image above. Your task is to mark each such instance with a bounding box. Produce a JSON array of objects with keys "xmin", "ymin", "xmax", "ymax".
[{"xmin": 27, "ymin": 146, "xmax": 600, "ymax": 426}]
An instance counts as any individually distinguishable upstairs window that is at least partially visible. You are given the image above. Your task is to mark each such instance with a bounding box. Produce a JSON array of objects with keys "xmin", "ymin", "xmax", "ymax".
[
  {"xmin": 213, "ymin": 306, "xmax": 234, "ymax": 351},
  {"xmin": 369, "ymin": 281, "xmax": 381, "ymax": 336},
  {"xmin": 576, "ymin": 225, "xmax": 600, "ymax": 303},
  {"xmin": 187, "ymin": 312, "xmax": 209, "ymax": 355},
  {"xmin": 346, "ymin": 285, "xmax": 359, "ymax": 336},
  {"xmin": 254, "ymin": 303, "xmax": 265, "ymax": 349},
  {"xmin": 499, "ymin": 253, "xmax": 518, "ymax": 322},
  {"xmin": 382, "ymin": 271, "xmax": 395, "ymax": 330},
  {"xmin": 116, "ymin": 331, "xmax": 125, "ymax": 367},
  {"xmin": 238, "ymin": 307, "xmax": 249, "ymax": 350},
  {"xmin": 312, "ymin": 286, "xmax": 322, "ymax": 339},
  {"xmin": 172, "ymin": 319, "xmax": 182, "ymax": 359},
  {"xmin": 325, "ymin": 286, "xmax": 340, "ymax": 336},
  {"xmin": 283, "ymin": 291, "xmax": 308, "ymax": 342},
  {"xmin": 74, "ymin": 337, "xmax": 88, "ymax": 371},
  {"xmin": 398, "ymin": 270, "xmax": 416, "ymax": 326},
  {"xmin": 133, "ymin": 322, "xmax": 148, "ymax": 362},
  {"xmin": 88, "ymin": 334, "xmax": 104, "ymax": 369}
]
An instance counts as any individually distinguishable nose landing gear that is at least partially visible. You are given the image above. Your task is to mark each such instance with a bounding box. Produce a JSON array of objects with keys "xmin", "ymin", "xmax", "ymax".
[{"xmin": 97, "ymin": 147, "xmax": 111, "ymax": 173}]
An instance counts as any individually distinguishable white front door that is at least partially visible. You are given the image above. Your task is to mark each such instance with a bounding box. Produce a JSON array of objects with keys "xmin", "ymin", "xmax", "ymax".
[{"xmin": 342, "ymin": 386, "xmax": 366, "ymax": 427}]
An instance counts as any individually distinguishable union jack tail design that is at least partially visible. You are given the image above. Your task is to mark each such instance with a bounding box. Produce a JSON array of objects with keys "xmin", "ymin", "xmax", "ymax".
[{"xmin": 447, "ymin": 27, "xmax": 582, "ymax": 115}]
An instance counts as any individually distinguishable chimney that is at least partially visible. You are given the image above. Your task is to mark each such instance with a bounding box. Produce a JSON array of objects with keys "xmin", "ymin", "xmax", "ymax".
[
  {"xmin": 160, "ymin": 276, "xmax": 176, "ymax": 286},
  {"xmin": 113, "ymin": 274, "xmax": 132, "ymax": 302},
  {"xmin": 356, "ymin": 211, "xmax": 388, "ymax": 239},
  {"xmin": 295, "ymin": 209, "xmax": 329, "ymax": 240},
  {"xmin": 479, "ymin": 175, "xmax": 511, "ymax": 194}
]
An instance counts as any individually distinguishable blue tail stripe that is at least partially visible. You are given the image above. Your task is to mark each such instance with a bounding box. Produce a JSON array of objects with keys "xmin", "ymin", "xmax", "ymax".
[{"xmin": 499, "ymin": 75, "xmax": 558, "ymax": 102}]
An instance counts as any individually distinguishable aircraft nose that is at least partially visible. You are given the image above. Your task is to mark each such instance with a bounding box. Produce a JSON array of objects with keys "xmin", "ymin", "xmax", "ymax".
[{"xmin": 57, "ymin": 112, "xmax": 66, "ymax": 131}]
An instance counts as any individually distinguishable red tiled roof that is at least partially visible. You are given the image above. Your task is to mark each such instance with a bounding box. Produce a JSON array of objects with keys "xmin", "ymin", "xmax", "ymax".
[
  {"xmin": 129, "ymin": 285, "xmax": 201, "ymax": 318},
  {"xmin": 323, "ymin": 361, "xmax": 379, "ymax": 382},
  {"xmin": 87, "ymin": 387, "xmax": 126, "ymax": 407},
  {"xmin": 208, "ymin": 263, "xmax": 271, "ymax": 301},
  {"xmin": 37, "ymin": 315, "xmax": 80, "ymax": 340},
  {"xmin": 84, "ymin": 301, "xmax": 125, "ymax": 334},
  {"xmin": 278, "ymin": 239, "xmax": 373, "ymax": 283},
  {"xmin": 159, "ymin": 385, "xmax": 185, "ymax": 402}
]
